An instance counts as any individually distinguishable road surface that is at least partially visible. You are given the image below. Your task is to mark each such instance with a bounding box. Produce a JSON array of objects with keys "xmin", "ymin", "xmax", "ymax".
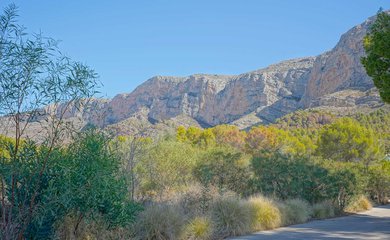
[{"xmin": 230, "ymin": 205, "xmax": 390, "ymax": 240}]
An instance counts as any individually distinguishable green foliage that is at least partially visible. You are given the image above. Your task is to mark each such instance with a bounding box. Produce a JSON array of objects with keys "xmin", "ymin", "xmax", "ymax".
[
  {"xmin": 0, "ymin": 4, "xmax": 99, "ymax": 238},
  {"xmin": 367, "ymin": 160, "xmax": 390, "ymax": 203},
  {"xmin": 355, "ymin": 109, "xmax": 390, "ymax": 155},
  {"xmin": 275, "ymin": 110, "xmax": 336, "ymax": 130},
  {"xmin": 251, "ymin": 152, "xmax": 332, "ymax": 203},
  {"xmin": 0, "ymin": 134, "xmax": 14, "ymax": 158},
  {"xmin": 137, "ymin": 140, "xmax": 199, "ymax": 199},
  {"xmin": 177, "ymin": 126, "xmax": 216, "ymax": 147},
  {"xmin": 317, "ymin": 118, "xmax": 383, "ymax": 164},
  {"xmin": 194, "ymin": 148, "xmax": 251, "ymax": 195},
  {"xmin": 361, "ymin": 11, "xmax": 390, "ymax": 103},
  {"xmin": 56, "ymin": 131, "xmax": 141, "ymax": 227},
  {"xmin": 321, "ymin": 161, "xmax": 368, "ymax": 209}
]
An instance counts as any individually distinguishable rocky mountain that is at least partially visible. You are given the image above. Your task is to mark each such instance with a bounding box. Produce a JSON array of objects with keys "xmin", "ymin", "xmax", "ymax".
[{"xmin": 1, "ymin": 12, "xmax": 387, "ymax": 138}]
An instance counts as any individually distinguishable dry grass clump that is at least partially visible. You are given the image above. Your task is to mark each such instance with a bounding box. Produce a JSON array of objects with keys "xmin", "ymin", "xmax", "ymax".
[
  {"xmin": 344, "ymin": 195, "xmax": 372, "ymax": 213},
  {"xmin": 312, "ymin": 201, "xmax": 336, "ymax": 219},
  {"xmin": 135, "ymin": 204, "xmax": 184, "ymax": 240},
  {"xmin": 210, "ymin": 197, "xmax": 251, "ymax": 238},
  {"xmin": 279, "ymin": 199, "xmax": 312, "ymax": 225},
  {"xmin": 55, "ymin": 214, "xmax": 90, "ymax": 240},
  {"xmin": 181, "ymin": 216, "xmax": 213, "ymax": 240},
  {"xmin": 174, "ymin": 184, "xmax": 223, "ymax": 217},
  {"xmin": 247, "ymin": 196, "xmax": 282, "ymax": 231},
  {"xmin": 276, "ymin": 202, "xmax": 295, "ymax": 226},
  {"xmin": 55, "ymin": 214, "xmax": 134, "ymax": 240}
]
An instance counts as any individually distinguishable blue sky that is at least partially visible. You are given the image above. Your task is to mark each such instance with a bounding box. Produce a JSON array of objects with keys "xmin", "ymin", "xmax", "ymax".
[{"xmin": 1, "ymin": 1, "xmax": 389, "ymax": 97}]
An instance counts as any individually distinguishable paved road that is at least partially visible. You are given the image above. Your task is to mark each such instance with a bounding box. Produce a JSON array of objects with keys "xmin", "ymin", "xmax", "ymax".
[{"xmin": 230, "ymin": 205, "xmax": 390, "ymax": 240}]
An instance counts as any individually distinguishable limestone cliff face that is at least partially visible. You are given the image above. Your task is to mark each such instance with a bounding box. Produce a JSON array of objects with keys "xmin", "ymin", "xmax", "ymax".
[
  {"xmin": 49, "ymin": 13, "xmax": 385, "ymax": 133},
  {"xmin": 89, "ymin": 58, "xmax": 314, "ymax": 128},
  {"xmin": 301, "ymin": 16, "xmax": 375, "ymax": 107}
]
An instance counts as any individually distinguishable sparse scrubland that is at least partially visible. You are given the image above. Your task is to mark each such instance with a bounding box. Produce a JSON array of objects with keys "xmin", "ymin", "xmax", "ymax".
[{"xmin": 1, "ymin": 4, "xmax": 389, "ymax": 240}]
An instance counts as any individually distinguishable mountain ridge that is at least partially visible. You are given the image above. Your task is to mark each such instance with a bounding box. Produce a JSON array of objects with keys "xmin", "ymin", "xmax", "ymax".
[{"xmin": 1, "ymin": 12, "xmax": 388, "ymax": 139}]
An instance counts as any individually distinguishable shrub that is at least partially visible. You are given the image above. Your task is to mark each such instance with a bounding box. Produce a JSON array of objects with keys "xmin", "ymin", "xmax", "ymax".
[
  {"xmin": 312, "ymin": 201, "xmax": 336, "ymax": 219},
  {"xmin": 277, "ymin": 202, "xmax": 300, "ymax": 227},
  {"xmin": 251, "ymin": 151, "xmax": 334, "ymax": 203},
  {"xmin": 344, "ymin": 195, "xmax": 373, "ymax": 213},
  {"xmin": 281, "ymin": 199, "xmax": 312, "ymax": 225},
  {"xmin": 247, "ymin": 196, "xmax": 282, "ymax": 230},
  {"xmin": 175, "ymin": 184, "xmax": 222, "ymax": 217},
  {"xmin": 135, "ymin": 204, "xmax": 184, "ymax": 240},
  {"xmin": 194, "ymin": 148, "xmax": 251, "ymax": 195},
  {"xmin": 210, "ymin": 197, "xmax": 251, "ymax": 238},
  {"xmin": 181, "ymin": 217, "xmax": 213, "ymax": 240},
  {"xmin": 55, "ymin": 214, "xmax": 135, "ymax": 240},
  {"xmin": 367, "ymin": 161, "xmax": 390, "ymax": 204}
]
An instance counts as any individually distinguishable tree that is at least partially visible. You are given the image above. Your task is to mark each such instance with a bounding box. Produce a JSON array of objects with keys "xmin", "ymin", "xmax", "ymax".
[
  {"xmin": 211, "ymin": 125, "xmax": 246, "ymax": 150},
  {"xmin": 53, "ymin": 131, "xmax": 140, "ymax": 235},
  {"xmin": 316, "ymin": 118, "xmax": 383, "ymax": 165},
  {"xmin": 0, "ymin": 4, "xmax": 99, "ymax": 239},
  {"xmin": 177, "ymin": 126, "xmax": 216, "ymax": 147},
  {"xmin": 251, "ymin": 151, "xmax": 332, "ymax": 203},
  {"xmin": 136, "ymin": 140, "xmax": 199, "ymax": 200},
  {"xmin": 245, "ymin": 126, "xmax": 279, "ymax": 154},
  {"xmin": 361, "ymin": 11, "xmax": 390, "ymax": 103},
  {"xmin": 367, "ymin": 160, "xmax": 390, "ymax": 204},
  {"xmin": 245, "ymin": 126, "xmax": 306, "ymax": 156},
  {"xmin": 194, "ymin": 148, "xmax": 251, "ymax": 195},
  {"xmin": 116, "ymin": 134, "xmax": 151, "ymax": 201}
]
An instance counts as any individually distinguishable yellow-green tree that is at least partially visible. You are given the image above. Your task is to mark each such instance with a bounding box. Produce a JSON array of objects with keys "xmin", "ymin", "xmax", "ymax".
[
  {"xmin": 212, "ymin": 125, "xmax": 246, "ymax": 149},
  {"xmin": 136, "ymin": 140, "xmax": 199, "ymax": 200},
  {"xmin": 317, "ymin": 118, "xmax": 383, "ymax": 165}
]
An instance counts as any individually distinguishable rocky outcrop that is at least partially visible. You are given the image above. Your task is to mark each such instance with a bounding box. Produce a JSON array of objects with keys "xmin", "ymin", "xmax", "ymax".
[
  {"xmin": 87, "ymin": 58, "xmax": 315, "ymax": 128},
  {"xmin": 301, "ymin": 16, "xmax": 376, "ymax": 107}
]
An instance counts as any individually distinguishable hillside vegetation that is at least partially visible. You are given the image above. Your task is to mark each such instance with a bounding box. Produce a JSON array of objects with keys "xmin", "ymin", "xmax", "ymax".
[{"xmin": 2, "ymin": 108, "xmax": 389, "ymax": 239}]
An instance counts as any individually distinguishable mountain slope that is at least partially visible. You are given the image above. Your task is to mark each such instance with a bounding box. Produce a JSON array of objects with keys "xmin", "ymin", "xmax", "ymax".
[{"xmin": 1, "ymin": 12, "xmax": 387, "ymax": 139}]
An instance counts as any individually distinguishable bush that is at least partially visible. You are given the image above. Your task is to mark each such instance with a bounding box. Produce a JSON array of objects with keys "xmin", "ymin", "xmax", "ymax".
[
  {"xmin": 280, "ymin": 199, "xmax": 312, "ymax": 225},
  {"xmin": 175, "ymin": 184, "xmax": 222, "ymax": 217},
  {"xmin": 194, "ymin": 148, "xmax": 251, "ymax": 195},
  {"xmin": 247, "ymin": 196, "xmax": 282, "ymax": 230},
  {"xmin": 344, "ymin": 195, "xmax": 373, "ymax": 213},
  {"xmin": 210, "ymin": 197, "xmax": 251, "ymax": 238},
  {"xmin": 276, "ymin": 202, "xmax": 294, "ymax": 226},
  {"xmin": 135, "ymin": 204, "xmax": 184, "ymax": 240},
  {"xmin": 251, "ymin": 151, "xmax": 334, "ymax": 203},
  {"xmin": 367, "ymin": 161, "xmax": 390, "ymax": 204},
  {"xmin": 181, "ymin": 217, "xmax": 213, "ymax": 240},
  {"xmin": 55, "ymin": 214, "xmax": 135, "ymax": 240},
  {"xmin": 312, "ymin": 201, "xmax": 336, "ymax": 219}
]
